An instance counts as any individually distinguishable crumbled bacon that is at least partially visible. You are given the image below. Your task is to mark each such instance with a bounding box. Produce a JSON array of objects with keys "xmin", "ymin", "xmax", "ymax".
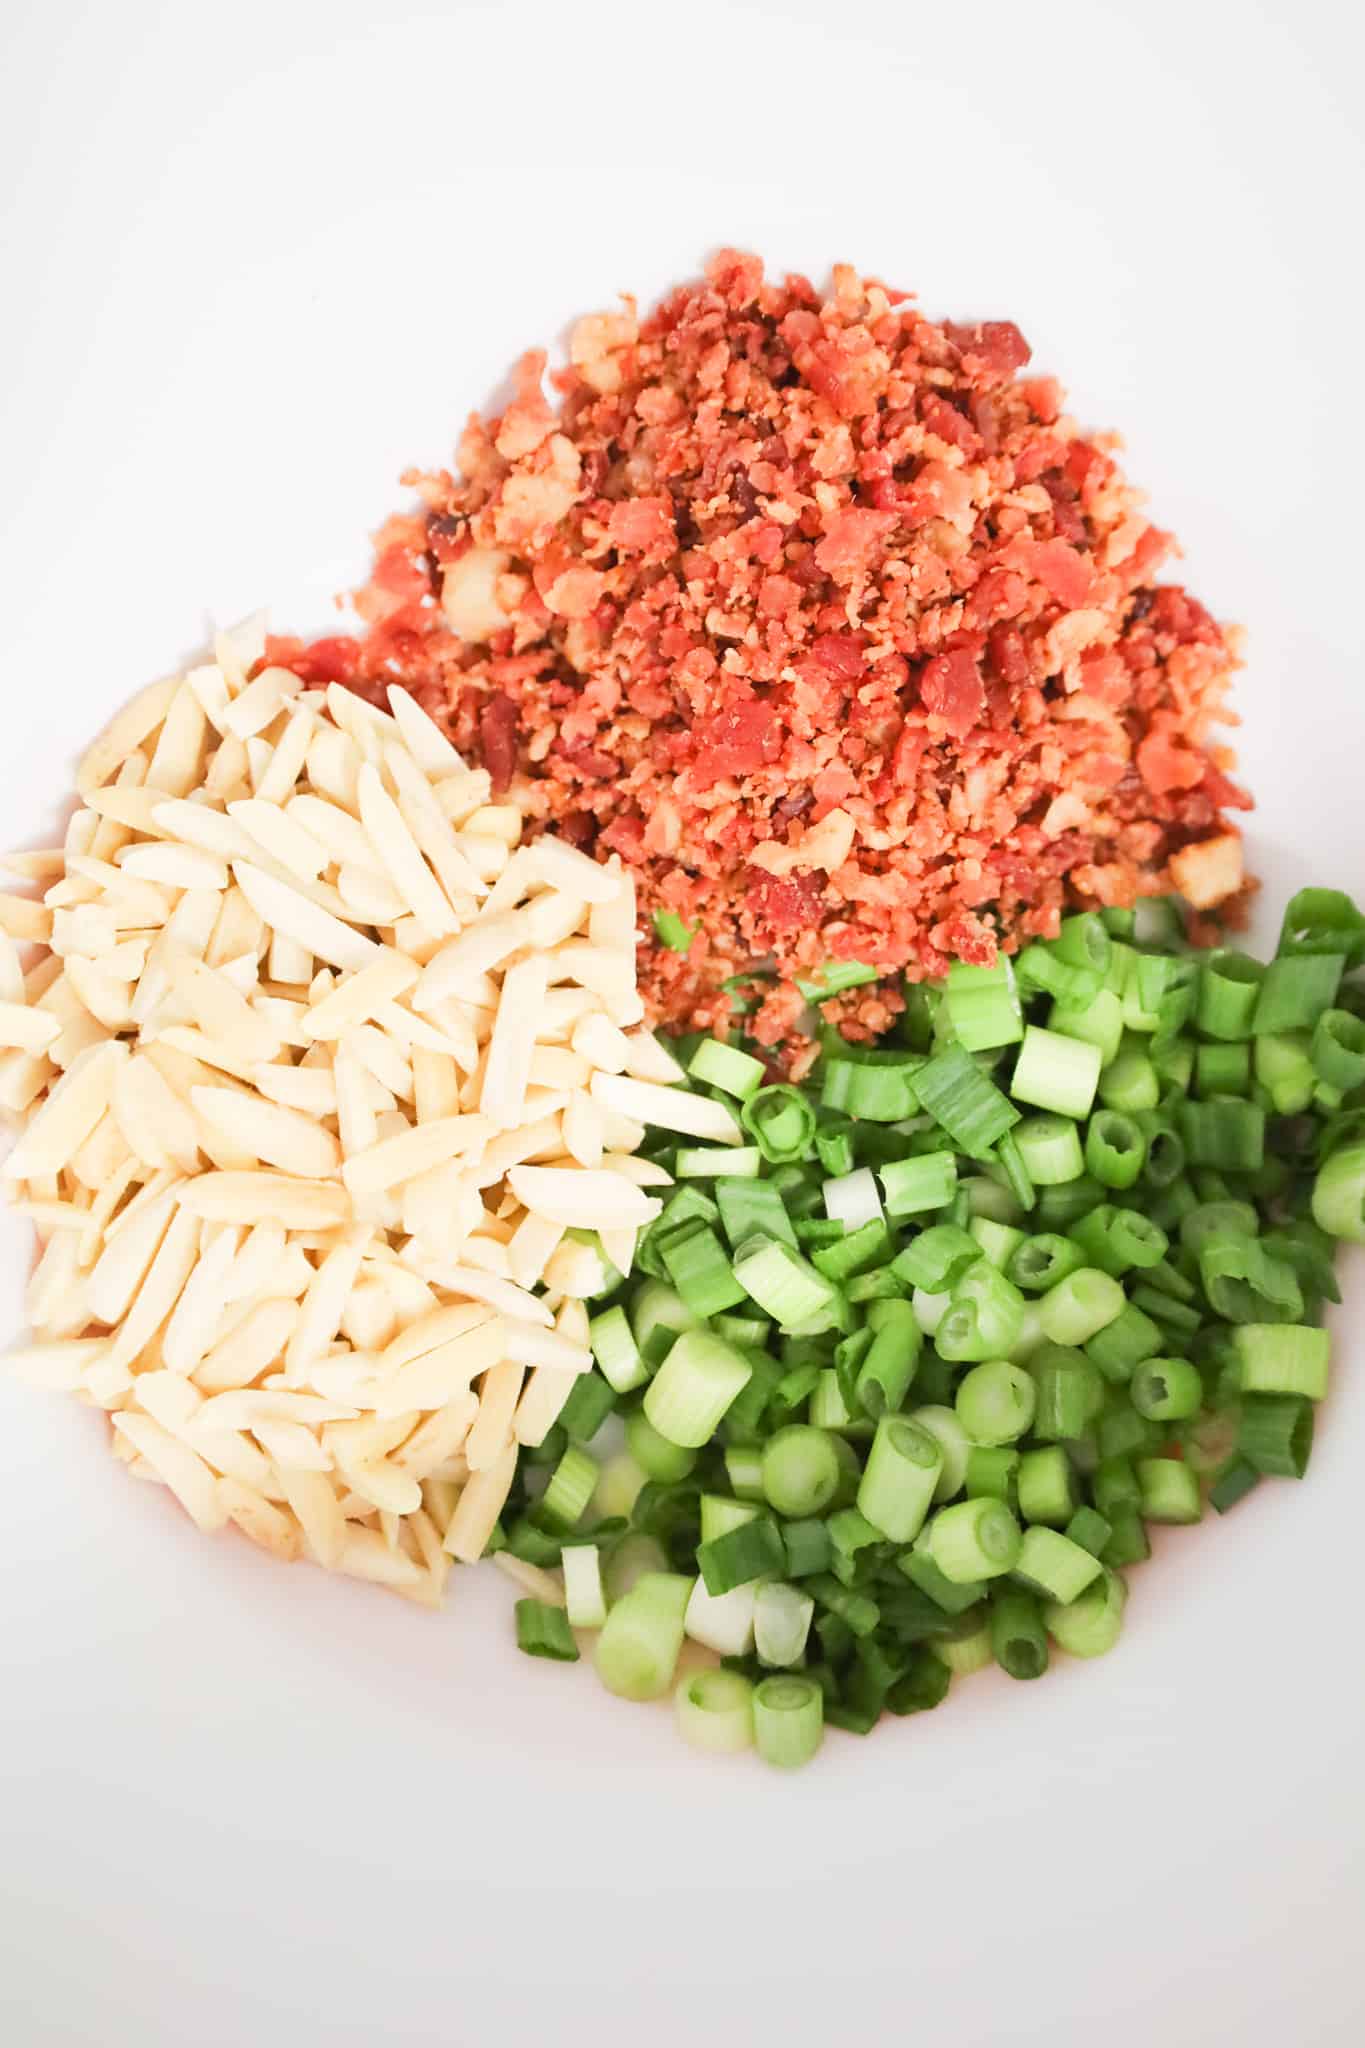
[{"xmin": 306, "ymin": 252, "xmax": 1247, "ymax": 1044}]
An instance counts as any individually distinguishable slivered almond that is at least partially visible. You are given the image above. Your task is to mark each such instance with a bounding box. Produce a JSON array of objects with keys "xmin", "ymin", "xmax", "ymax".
[
  {"xmin": 341, "ymin": 1115, "xmax": 488, "ymax": 1196},
  {"xmin": 385, "ymin": 685, "xmax": 465, "ymax": 775},
  {"xmin": 375, "ymin": 1321, "xmax": 507, "ymax": 1417},
  {"xmin": 75, "ymin": 674, "xmax": 180, "ymax": 795},
  {"xmin": 223, "ymin": 664, "xmax": 301, "ymax": 740},
  {"xmin": 590, "ymin": 1068, "xmax": 742, "ymax": 1142},
  {"xmin": 3, "ymin": 1039, "xmax": 126, "ymax": 1180},
  {"xmin": 228, "ymin": 796, "xmax": 329, "ymax": 882},
  {"xmin": 111, "ymin": 1412, "xmax": 226, "ymax": 1530},
  {"xmin": 177, "ymin": 1171, "xmax": 351, "ymax": 1229},
  {"xmin": 508, "ymin": 1163, "xmax": 660, "ymax": 1229},
  {"xmin": 253, "ymin": 1064, "xmax": 338, "ymax": 1116},
  {"xmin": 233, "ymin": 860, "xmax": 377, "ymax": 974},
  {"xmin": 306, "ymin": 950, "xmax": 418, "ymax": 1037},
  {"xmin": 111, "ymin": 1054, "xmax": 201, "ymax": 1174},
  {"xmin": 355, "ymin": 761, "xmax": 458, "ymax": 936},
  {"xmin": 190, "ymin": 1084, "xmax": 341, "ymax": 1178}
]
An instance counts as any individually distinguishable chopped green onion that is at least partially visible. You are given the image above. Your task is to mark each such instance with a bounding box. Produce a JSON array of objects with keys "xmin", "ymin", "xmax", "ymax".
[
  {"xmin": 915, "ymin": 1041, "xmax": 1020, "ymax": 1153},
  {"xmin": 1199, "ymin": 1236, "xmax": 1303, "ymax": 1325},
  {"xmin": 821, "ymin": 1054, "xmax": 923, "ymax": 1122},
  {"xmin": 913, "ymin": 1404, "xmax": 973, "ymax": 1500},
  {"xmin": 1276, "ymin": 886, "xmax": 1365, "ymax": 964},
  {"xmin": 1101, "ymin": 1506, "xmax": 1151, "ymax": 1568},
  {"xmin": 1012, "ymin": 1113, "xmax": 1084, "ymax": 1186},
  {"xmin": 688, "ymin": 1037, "xmax": 766, "ymax": 1101},
  {"xmin": 1080, "ymin": 1302, "xmax": 1162, "ymax": 1384},
  {"xmin": 1064, "ymin": 1505, "xmax": 1113, "ymax": 1558},
  {"xmin": 857, "ymin": 1415, "xmax": 943, "ymax": 1542},
  {"xmin": 661, "ymin": 1223, "xmax": 749, "ymax": 1318},
  {"xmin": 1036, "ymin": 1267, "xmax": 1126, "ymax": 1345},
  {"xmin": 1085, "ymin": 1110, "xmax": 1146, "ymax": 1190},
  {"xmin": 734, "ymin": 1235, "xmax": 836, "ymax": 1327},
  {"xmin": 932, "ymin": 1608, "xmax": 994, "ymax": 1674},
  {"xmin": 881, "ymin": 1151, "xmax": 958, "ymax": 1217},
  {"xmin": 686, "ymin": 1577, "xmax": 759, "ymax": 1658},
  {"xmin": 594, "ymin": 1573, "xmax": 693, "ymax": 1700},
  {"xmin": 854, "ymin": 1298, "xmax": 923, "ymax": 1418},
  {"xmin": 1050, "ymin": 988, "xmax": 1125, "ymax": 1067},
  {"xmin": 1130, "ymin": 1356, "xmax": 1203, "ymax": 1421},
  {"xmin": 674, "ymin": 1145, "xmax": 765, "ymax": 1180},
  {"xmin": 1132, "ymin": 1457, "xmax": 1199, "ymax": 1526},
  {"xmin": 754, "ymin": 1581, "xmax": 816, "ymax": 1666},
  {"xmin": 557, "ymin": 1370, "xmax": 617, "ymax": 1444},
  {"xmin": 590, "ymin": 1304, "xmax": 649, "ymax": 1393},
  {"xmin": 990, "ymin": 1586, "xmax": 1050, "ymax": 1680},
  {"xmin": 898, "ymin": 1536, "xmax": 985, "ymax": 1613},
  {"xmin": 643, "ymin": 1328, "xmax": 752, "ymax": 1447},
  {"xmin": 928, "ymin": 1497, "xmax": 1022, "ymax": 1582},
  {"xmin": 652, "ymin": 910, "xmax": 695, "ymax": 953},
  {"xmin": 515, "ymin": 1599, "xmax": 580, "ymax": 1663},
  {"xmin": 1098, "ymin": 1046, "xmax": 1160, "ymax": 1114},
  {"xmin": 1233, "ymin": 1323, "xmax": 1330, "ymax": 1401},
  {"xmin": 797, "ymin": 960, "xmax": 880, "ymax": 1002},
  {"xmin": 623, "ymin": 1409, "xmax": 698, "ymax": 1484},
  {"xmin": 1196, "ymin": 950, "xmax": 1264, "ymax": 1040},
  {"xmin": 1044, "ymin": 1568, "xmax": 1126, "ymax": 1656},
  {"xmin": 752, "ymin": 1674, "xmax": 824, "ymax": 1770},
  {"xmin": 1209, "ymin": 1456, "xmax": 1262, "ymax": 1514},
  {"xmin": 560, "ymin": 1543, "xmax": 607, "ymax": 1630},
  {"xmin": 741, "ymin": 1084, "xmax": 817, "ymax": 1165},
  {"xmin": 891, "ymin": 1223, "xmax": 981, "ymax": 1293},
  {"xmin": 1070, "ymin": 1204, "xmax": 1169, "ymax": 1278},
  {"xmin": 760, "ymin": 1425, "xmax": 842, "ymax": 1517},
  {"xmin": 724, "ymin": 1444, "xmax": 766, "ymax": 1500},
  {"xmin": 782, "ymin": 1517, "xmax": 833, "ymax": 1578},
  {"xmin": 809, "ymin": 1368, "xmax": 855, "ymax": 1431},
  {"xmin": 1311, "ymin": 1009, "xmax": 1365, "ymax": 1092},
  {"xmin": 1016, "ymin": 1445, "xmax": 1077, "ymax": 1527},
  {"xmin": 1312, "ymin": 1141, "xmax": 1365, "ymax": 1242},
  {"xmin": 1030, "ymin": 1345, "xmax": 1103, "ymax": 1441},
  {"xmin": 593, "ymin": 1454, "xmax": 649, "ymax": 1527},
  {"xmin": 628, "ymin": 1280, "xmax": 700, "ymax": 1367},
  {"xmin": 1008, "ymin": 1232, "xmax": 1085, "ymax": 1294},
  {"xmin": 1238, "ymin": 1394, "xmax": 1314, "ymax": 1478},
  {"xmin": 955, "ymin": 1358, "xmax": 1036, "ymax": 1445},
  {"xmin": 943, "ymin": 958, "xmax": 1024, "ymax": 1050},
  {"xmin": 937, "ymin": 1259, "xmax": 1026, "ymax": 1362},
  {"xmin": 811, "ymin": 1218, "xmax": 892, "ymax": 1284},
  {"xmin": 1012, "ymin": 1026, "xmax": 1103, "ymax": 1120},
  {"xmin": 965, "ymin": 1445, "xmax": 1019, "ymax": 1504},
  {"xmin": 674, "ymin": 1669, "xmax": 755, "ymax": 1754},
  {"xmin": 1012, "ymin": 1526, "xmax": 1103, "ymax": 1604},
  {"xmin": 697, "ymin": 1516, "xmax": 786, "ymax": 1596},
  {"xmin": 1177, "ymin": 1098, "xmax": 1265, "ymax": 1173},
  {"xmin": 540, "ymin": 1444, "xmax": 600, "ymax": 1528},
  {"xmin": 1196, "ymin": 1041, "xmax": 1251, "ymax": 1097}
]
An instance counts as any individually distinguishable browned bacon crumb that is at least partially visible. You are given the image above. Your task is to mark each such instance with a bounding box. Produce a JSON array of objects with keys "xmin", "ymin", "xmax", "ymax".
[{"xmin": 270, "ymin": 251, "xmax": 1252, "ymax": 1046}]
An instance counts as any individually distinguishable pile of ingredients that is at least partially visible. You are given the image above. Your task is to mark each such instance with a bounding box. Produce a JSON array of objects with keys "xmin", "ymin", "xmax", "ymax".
[
  {"xmin": 3, "ymin": 257, "xmax": 1362, "ymax": 1771},
  {"xmin": 270, "ymin": 249, "xmax": 1251, "ymax": 1051}
]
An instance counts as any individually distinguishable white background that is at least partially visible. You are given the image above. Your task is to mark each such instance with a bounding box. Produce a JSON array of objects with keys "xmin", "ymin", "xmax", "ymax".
[{"xmin": 2, "ymin": 2, "xmax": 1363, "ymax": 2042}]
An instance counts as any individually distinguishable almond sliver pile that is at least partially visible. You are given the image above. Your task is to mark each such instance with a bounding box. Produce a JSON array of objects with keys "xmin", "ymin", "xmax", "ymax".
[{"xmin": 0, "ymin": 615, "xmax": 740, "ymax": 1605}]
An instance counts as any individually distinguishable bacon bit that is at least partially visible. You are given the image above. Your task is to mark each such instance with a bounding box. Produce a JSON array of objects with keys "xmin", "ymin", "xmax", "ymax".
[
  {"xmin": 479, "ymin": 693, "xmax": 519, "ymax": 793},
  {"xmin": 270, "ymin": 634, "xmax": 362, "ymax": 685},
  {"xmin": 608, "ymin": 497, "xmax": 675, "ymax": 551},
  {"xmin": 690, "ymin": 696, "xmax": 781, "ymax": 779},
  {"xmin": 810, "ymin": 633, "xmax": 866, "ymax": 680},
  {"xmin": 1020, "ymin": 538, "xmax": 1094, "ymax": 609},
  {"xmin": 1137, "ymin": 730, "xmax": 1206, "ymax": 795},
  {"xmin": 920, "ymin": 649, "xmax": 985, "ymax": 739},
  {"xmin": 747, "ymin": 871, "xmax": 825, "ymax": 933}
]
